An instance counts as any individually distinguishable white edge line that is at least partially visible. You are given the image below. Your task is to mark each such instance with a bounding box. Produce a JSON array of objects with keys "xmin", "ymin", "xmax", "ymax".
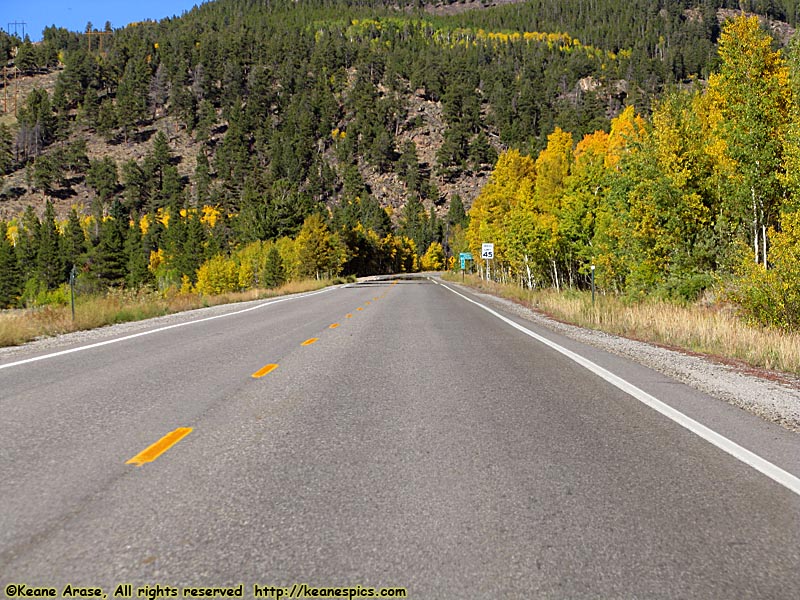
[
  {"xmin": 0, "ymin": 287, "xmax": 337, "ymax": 371},
  {"xmin": 432, "ymin": 278, "xmax": 800, "ymax": 498}
]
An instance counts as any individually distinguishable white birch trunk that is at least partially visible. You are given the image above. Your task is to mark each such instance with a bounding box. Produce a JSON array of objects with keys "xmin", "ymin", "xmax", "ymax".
[
  {"xmin": 752, "ymin": 186, "xmax": 759, "ymax": 264},
  {"xmin": 552, "ymin": 260, "xmax": 560, "ymax": 292}
]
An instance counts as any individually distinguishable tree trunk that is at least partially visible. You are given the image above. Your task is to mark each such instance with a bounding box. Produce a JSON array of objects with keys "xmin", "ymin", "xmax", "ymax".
[
  {"xmin": 752, "ymin": 186, "xmax": 759, "ymax": 264},
  {"xmin": 552, "ymin": 260, "xmax": 560, "ymax": 292},
  {"xmin": 524, "ymin": 255, "xmax": 533, "ymax": 289}
]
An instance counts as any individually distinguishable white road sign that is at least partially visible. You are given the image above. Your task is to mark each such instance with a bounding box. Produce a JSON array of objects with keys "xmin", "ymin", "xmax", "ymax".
[{"xmin": 481, "ymin": 243, "xmax": 494, "ymax": 259}]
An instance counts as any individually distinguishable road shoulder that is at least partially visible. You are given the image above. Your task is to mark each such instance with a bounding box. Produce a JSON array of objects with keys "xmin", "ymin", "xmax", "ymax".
[{"xmin": 435, "ymin": 276, "xmax": 800, "ymax": 435}]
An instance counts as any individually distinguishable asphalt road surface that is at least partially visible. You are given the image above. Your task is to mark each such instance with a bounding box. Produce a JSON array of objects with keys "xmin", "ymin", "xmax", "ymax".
[{"xmin": 1, "ymin": 276, "xmax": 798, "ymax": 599}]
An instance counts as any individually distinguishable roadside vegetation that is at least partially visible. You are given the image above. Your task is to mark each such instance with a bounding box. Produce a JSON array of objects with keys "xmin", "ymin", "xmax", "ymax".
[
  {"xmin": 444, "ymin": 273, "xmax": 800, "ymax": 375},
  {"xmin": 0, "ymin": 277, "xmax": 345, "ymax": 348}
]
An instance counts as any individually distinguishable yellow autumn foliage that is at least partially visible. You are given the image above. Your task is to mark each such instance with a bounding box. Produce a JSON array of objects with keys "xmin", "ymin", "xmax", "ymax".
[
  {"xmin": 466, "ymin": 149, "xmax": 536, "ymax": 266},
  {"xmin": 200, "ymin": 205, "xmax": 221, "ymax": 228},
  {"xmin": 195, "ymin": 254, "xmax": 239, "ymax": 295},
  {"xmin": 149, "ymin": 249, "xmax": 164, "ymax": 273},
  {"xmin": 139, "ymin": 213, "xmax": 151, "ymax": 235},
  {"xmin": 605, "ymin": 105, "xmax": 647, "ymax": 169},
  {"xmin": 420, "ymin": 242, "xmax": 445, "ymax": 271}
]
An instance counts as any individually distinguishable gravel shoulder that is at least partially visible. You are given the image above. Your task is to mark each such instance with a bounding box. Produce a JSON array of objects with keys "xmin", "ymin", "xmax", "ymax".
[
  {"xmin": 0, "ymin": 291, "xmax": 326, "ymax": 360},
  {"xmin": 446, "ymin": 279, "xmax": 800, "ymax": 434}
]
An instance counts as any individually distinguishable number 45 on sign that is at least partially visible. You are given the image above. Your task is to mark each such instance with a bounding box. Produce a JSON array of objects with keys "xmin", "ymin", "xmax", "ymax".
[{"xmin": 481, "ymin": 243, "xmax": 494, "ymax": 259}]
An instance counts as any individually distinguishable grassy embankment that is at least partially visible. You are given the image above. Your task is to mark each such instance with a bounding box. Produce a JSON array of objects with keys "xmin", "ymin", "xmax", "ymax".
[
  {"xmin": 0, "ymin": 279, "xmax": 342, "ymax": 348},
  {"xmin": 442, "ymin": 272, "xmax": 800, "ymax": 375}
]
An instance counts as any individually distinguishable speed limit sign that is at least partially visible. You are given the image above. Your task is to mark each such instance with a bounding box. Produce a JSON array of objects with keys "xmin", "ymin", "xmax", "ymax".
[{"xmin": 481, "ymin": 243, "xmax": 494, "ymax": 259}]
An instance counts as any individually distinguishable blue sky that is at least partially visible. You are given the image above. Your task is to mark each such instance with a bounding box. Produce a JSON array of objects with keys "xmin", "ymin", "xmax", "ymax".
[{"xmin": 6, "ymin": 1, "xmax": 206, "ymax": 41}]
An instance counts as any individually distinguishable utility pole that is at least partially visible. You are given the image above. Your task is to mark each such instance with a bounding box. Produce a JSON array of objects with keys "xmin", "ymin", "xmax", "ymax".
[
  {"xmin": 7, "ymin": 21, "xmax": 27, "ymax": 38},
  {"xmin": 70, "ymin": 266, "xmax": 77, "ymax": 321}
]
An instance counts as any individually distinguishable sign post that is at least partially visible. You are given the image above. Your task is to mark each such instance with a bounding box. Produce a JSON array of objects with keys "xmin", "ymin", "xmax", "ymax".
[
  {"xmin": 459, "ymin": 252, "xmax": 473, "ymax": 282},
  {"xmin": 481, "ymin": 243, "xmax": 494, "ymax": 280},
  {"xmin": 69, "ymin": 265, "xmax": 77, "ymax": 321}
]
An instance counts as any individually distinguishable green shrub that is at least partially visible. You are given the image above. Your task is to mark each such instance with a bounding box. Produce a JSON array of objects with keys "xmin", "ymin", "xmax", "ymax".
[
  {"xmin": 727, "ymin": 212, "xmax": 800, "ymax": 331},
  {"xmin": 22, "ymin": 280, "xmax": 71, "ymax": 307}
]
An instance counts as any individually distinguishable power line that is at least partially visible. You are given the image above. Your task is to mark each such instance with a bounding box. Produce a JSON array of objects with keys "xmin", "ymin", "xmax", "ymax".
[{"xmin": 6, "ymin": 21, "xmax": 27, "ymax": 39}]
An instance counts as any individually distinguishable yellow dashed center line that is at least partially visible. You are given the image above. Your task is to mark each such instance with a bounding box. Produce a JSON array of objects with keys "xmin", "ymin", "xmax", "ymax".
[
  {"xmin": 252, "ymin": 363, "xmax": 279, "ymax": 378},
  {"xmin": 126, "ymin": 427, "xmax": 193, "ymax": 466},
  {"xmin": 365, "ymin": 301, "xmax": 371, "ymax": 305},
  {"xmin": 330, "ymin": 323, "xmax": 340, "ymax": 329},
  {"xmin": 346, "ymin": 314, "xmax": 353, "ymax": 318},
  {"xmin": 356, "ymin": 307, "xmax": 364, "ymax": 311},
  {"xmin": 301, "ymin": 338, "xmax": 319, "ymax": 346}
]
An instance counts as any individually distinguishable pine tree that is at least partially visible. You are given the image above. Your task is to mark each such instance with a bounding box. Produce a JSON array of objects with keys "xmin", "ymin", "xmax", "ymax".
[
  {"xmin": 194, "ymin": 151, "xmax": 211, "ymax": 204},
  {"xmin": 16, "ymin": 88, "xmax": 56, "ymax": 159},
  {"xmin": 399, "ymin": 195, "xmax": 426, "ymax": 252},
  {"xmin": 63, "ymin": 137, "xmax": 90, "ymax": 175},
  {"xmin": 163, "ymin": 203, "xmax": 188, "ymax": 280},
  {"xmin": 149, "ymin": 63, "xmax": 169, "ymax": 119},
  {"xmin": 15, "ymin": 206, "xmax": 41, "ymax": 282},
  {"xmin": 121, "ymin": 159, "xmax": 148, "ymax": 213},
  {"xmin": 181, "ymin": 211, "xmax": 206, "ymax": 282},
  {"xmin": 116, "ymin": 57, "xmax": 150, "ymax": 142},
  {"xmin": 263, "ymin": 244, "xmax": 286, "ymax": 288},
  {"xmin": 87, "ymin": 157, "xmax": 119, "ymax": 205},
  {"xmin": 61, "ymin": 208, "xmax": 86, "ymax": 278},
  {"xmin": 96, "ymin": 100, "xmax": 117, "ymax": 140},
  {"xmin": 0, "ymin": 221, "xmax": 22, "ymax": 308},
  {"xmin": 125, "ymin": 222, "xmax": 152, "ymax": 288},
  {"xmin": 195, "ymin": 100, "xmax": 216, "ymax": 143},
  {"xmin": 32, "ymin": 155, "xmax": 58, "ymax": 197},
  {"xmin": 469, "ymin": 131, "xmax": 498, "ymax": 169},
  {"xmin": 92, "ymin": 200, "xmax": 128, "ymax": 286},
  {"xmin": 0, "ymin": 123, "xmax": 13, "ymax": 179},
  {"xmin": 79, "ymin": 87, "xmax": 100, "ymax": 127},
  {"xmin": 359, "ymin": 195, "xmax": 392, "ymax": 238},
  {"xmin": 36, "ymin": 200, "xmax": 64, "ymax": 289},
  {"xmin": 397, "ymin": 140, "xmax": 420, "ymax": 194},
  {"xmin": 170, "ymin": 85, "xmax": 197, "ymax": 132},
  {"xmin": 447, "ymin": 194, "xmax": 469, "ymax": 229}
]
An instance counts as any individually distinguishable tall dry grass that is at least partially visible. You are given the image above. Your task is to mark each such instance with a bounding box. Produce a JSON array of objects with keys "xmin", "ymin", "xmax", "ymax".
[
  {"xmin": 0, "ymin": 279, "xmax": 333, "ymax": 348},
  {"xmin": 443, "ymin": 273, "xmax": 800, "ymax": 374}
]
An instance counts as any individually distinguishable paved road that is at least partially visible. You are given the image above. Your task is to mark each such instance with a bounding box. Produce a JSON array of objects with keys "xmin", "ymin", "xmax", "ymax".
[{"xmin": 1, "ymin": 276, "xmax": 798, "ymax": 599}]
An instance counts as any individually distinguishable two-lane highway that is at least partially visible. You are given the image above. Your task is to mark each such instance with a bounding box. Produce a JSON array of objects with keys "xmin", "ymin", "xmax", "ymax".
[{"xmin": 1, "ymin": 276, "xmax": 798, "ymax": 598}]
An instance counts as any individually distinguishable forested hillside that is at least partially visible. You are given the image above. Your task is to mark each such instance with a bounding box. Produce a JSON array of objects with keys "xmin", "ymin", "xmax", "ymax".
[{"xmin": 0, "ymin": 0, "xmax": 798, "ymax": 329}]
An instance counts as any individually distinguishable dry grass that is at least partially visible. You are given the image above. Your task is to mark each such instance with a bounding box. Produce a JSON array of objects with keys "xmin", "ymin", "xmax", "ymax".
[
  {"xmin": 443, "ymin": 273, "xmax": 800, "ymax": 375},
  {"xmin": 0, "ymin": 279, "xmax": 332, "ymax": 348}
]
